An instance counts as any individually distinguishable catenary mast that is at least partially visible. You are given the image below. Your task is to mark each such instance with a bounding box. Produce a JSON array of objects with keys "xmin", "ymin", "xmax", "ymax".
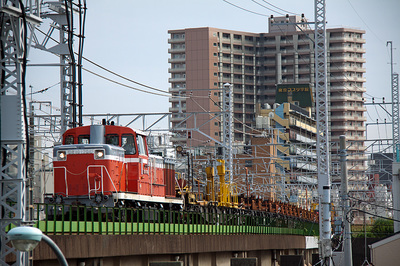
[
  {"xmin": 314, "ymin": 0, "xmax": 332, "ymax": 264},
  {"xmin": 0, "ymin": 1, "xmax": 41, "ymax": 265}
]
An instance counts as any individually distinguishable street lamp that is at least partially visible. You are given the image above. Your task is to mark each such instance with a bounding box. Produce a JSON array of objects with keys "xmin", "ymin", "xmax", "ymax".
[{"xmin": 7, "ymin": 226, "xmax": 68, "ymax": 266}]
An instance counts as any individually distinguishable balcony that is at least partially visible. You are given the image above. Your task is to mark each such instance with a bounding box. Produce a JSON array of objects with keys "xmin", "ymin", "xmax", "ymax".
[
  {"xmin": 298, "ymin": 77, "xmax": 311, "ymax": 83},
  {"xmin": 330, "ymin": 86, "xmax": 366, "ymax": 92},
  {"xmin": 168, "ymin": 67, "xmax": 186, "ymax": 73},
  {"xmin": 168, "ymin": 37, "xmax": 185, "ymax": 43},
  {"xmin": 329, "ymin": 75, "xmax": 347, "ymax": 82},
  {"xmin": 281, "ymin": 59, "xmax": 294, "ymax": 65},
  {"xmin": 168, "ymin": 57, "xmax": 185, "ymax": 63},
  {"xmin": 168, "ymin": 47, "xmax": 185, "ymax": 53},
  {"xmin": 329, "ymin": 36, "xmax": 366, "ymax": 44},
  {"xmin": 297, "ymin": 48, "xmax": 311, "ymax": 54},
  {"xmin": 244, "ymin": 59, "xmax": 254, "ymax": 65},
  {"xmin": 168, "ymin": 77, "xmax": 186, "ymax": 83},
  {"xmin": 169, "ymin": 87, "xmax": 185, "ymax": 93},
  {"xmin": 169, "ymin": 106, "xmax": 186, "ymax": 112},
  {"xmin": 221, "ymin": 57, "xmax": 232, "ymax": 63},
  {"xmin": 169, "ymin": 97, "xmax": 186, "ymax": 103},
  {"xmin": 170, "ymin": 116, "xmax": 186, "ymax": 122},
  {"xmin": 330, "ymin": 115, "xmax": 364, "ymax": 121}
]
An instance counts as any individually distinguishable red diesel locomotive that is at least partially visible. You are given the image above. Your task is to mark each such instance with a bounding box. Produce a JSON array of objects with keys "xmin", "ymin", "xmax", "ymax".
[{"xmin": 48, "ymin": 123, "xmax": 183, "ymax": 209}]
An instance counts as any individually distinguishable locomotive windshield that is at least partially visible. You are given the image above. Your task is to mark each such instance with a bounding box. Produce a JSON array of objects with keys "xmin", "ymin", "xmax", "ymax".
[
  {"xmin": 64, "ymin": 135, "xmax": 74, "ymax": 144},
  {"xmin": 78, "ymin": 135, "xmax": 90, "ymax": 144},
  {"xmin": 136, "ymin": 135, "xmax": 147, "ymax": 155},
  {"xmin": 122, "ymin": 134, "xmax": 136, "ymax": 155},
  {"xmin": 106, "ymin": 134, "xmax": 119, "ymax": 146}
]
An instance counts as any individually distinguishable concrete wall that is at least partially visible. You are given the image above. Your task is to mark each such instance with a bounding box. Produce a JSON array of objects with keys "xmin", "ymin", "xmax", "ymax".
[{"xmin": 28, "ymin": 234, "xmax": 318, "ymax": 266}]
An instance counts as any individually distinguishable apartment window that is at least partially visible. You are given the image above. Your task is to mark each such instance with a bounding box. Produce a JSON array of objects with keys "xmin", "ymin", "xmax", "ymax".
[
  {"xmin": 214, "ymin": 82, "xmax": 218, "ymax": 86},
  {"xmin": 213, "ymin": 43, "xmax": 217, "ymax": 46},
  {"xmin": 213, "ymin": 53, "xmax": 217, "ymax": 56}
]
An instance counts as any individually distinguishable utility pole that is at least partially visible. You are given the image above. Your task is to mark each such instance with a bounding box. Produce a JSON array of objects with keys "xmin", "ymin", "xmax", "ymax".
[
  {"xmin": 340, "ymin": 135, "xmax": 352, "ymax": 266},
  {"xmin": 314, "ymin": 0, "xmax": 332, "ymax": 264},
  {"xmin": 0, "ymin": 1, "xmax": 41, "ymax": 266}
]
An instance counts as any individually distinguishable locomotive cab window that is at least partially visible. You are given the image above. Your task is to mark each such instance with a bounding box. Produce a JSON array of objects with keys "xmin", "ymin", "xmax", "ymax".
[
  {"xmin": 136, "ymin": 135, "xmax": 147, "ymax": 155},
  {"xmin": 78, "ymin": 135, "xmax": 90, "ymax": 144},
  {"xmin": 106, "ymin": 134, "xmax": 119, "ymax": 146},
  {"xmin": 64, "ymin": 135, "xmax": 74, "ymax": 145},
  {"xmin": 122, "ymin": 134, "xmax": 136, "ymax": 155}
]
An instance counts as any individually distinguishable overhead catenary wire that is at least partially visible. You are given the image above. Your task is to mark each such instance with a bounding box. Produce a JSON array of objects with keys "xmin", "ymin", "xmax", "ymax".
[
  {"xmin": 222, "ymin": 0, "xmax": 269, "ymax": 17},
  {"xmin": 83, "ymin": 68, "xmax": 172, "ymax": 97},
  {"xmin": 349, "ymin": 208, "xmax": 400, "ymax": 223},
  {"xmin": 250, "ymin": 0, "xmax": 284, "ymax": 15},
  {"xmin": 348, "ymin": 195, "xmax": 400, "ymax": 212},
  {"xmin": 28, "ymin": 82, "xmax": 60, "ymax": 95},
  {"xmin": 346, "ymin": 0, "xmax": 385, "ymax": 45},
  {"xmin": 32, "ymin": 26, "xmax": 172, "ymax": 97},
  {"xmin": 260, "ymin": 0, "xmax": 299, "ymax": 15}
]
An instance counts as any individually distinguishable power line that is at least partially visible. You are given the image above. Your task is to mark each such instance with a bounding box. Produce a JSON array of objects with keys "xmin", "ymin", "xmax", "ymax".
[
  {"xmin": 28, "ymin": 82, "xmax": 60, "ymax": 95},
  {"xmin": 82, "ymin": 56, "xmax": 170, "ymax": 95},
  {"xmin": 222, "ymin": 0, "xmax": 269, "ymax": 17},
  {"xmin": 260, "ymin": 0, "xmax": 299, "ymax": 15},
  {"xmin": 33, "ymin": 26, "xmax": 171, "ymax": 96},
  {"xmin": 250, "ymin": 0, "xmax": 284, "ymax": 15},
  {"xmin": 350, "ymin": 208, "xmax": 400, "ymax": 223},
  {"xmin": 83, "ymin": 67, "xmax": 171, "ymax": 97},
  {"xmin": 348, "ymin": 195, "xmax": 399, "ymax": 212},
  {"xmin": 346, "ymin": 0, "xmax": 386, "ymax": 45}
]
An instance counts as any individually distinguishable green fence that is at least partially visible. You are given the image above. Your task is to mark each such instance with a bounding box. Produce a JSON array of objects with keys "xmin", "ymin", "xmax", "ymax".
[{"xmin": 27, "ymin": 204, "xmax": 318, "ymax": 236}]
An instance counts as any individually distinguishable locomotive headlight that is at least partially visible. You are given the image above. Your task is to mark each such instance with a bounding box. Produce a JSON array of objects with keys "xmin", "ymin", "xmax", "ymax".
[
  {"xmin": 94, "ymin": 149, "xmax": 105, "ymax": 159},
  {"xmin": 57, "ymin": 151, "xmax": 67, "ymax": 161}
]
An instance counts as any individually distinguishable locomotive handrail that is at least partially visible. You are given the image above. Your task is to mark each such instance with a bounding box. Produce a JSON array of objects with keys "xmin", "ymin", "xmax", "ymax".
[
  {"xmin": 53, "ymin": 167, "xmax": 68, "ymax": 196},
  {"xmin": 87, "ymin": 165, "xmax": 118, "ymax": 196}
]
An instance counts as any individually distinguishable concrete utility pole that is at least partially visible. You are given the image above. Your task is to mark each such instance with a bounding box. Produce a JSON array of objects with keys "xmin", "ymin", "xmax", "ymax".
[
  {"xmin": 0, "ymin": 1, "xmax": 41, "ymax": 265},
  {"xmin": 314, "ymin": 0, "xmax": 332, "ymax": 264},
  {"xmin": 340, "ymin": 136, "xmax": 352, "ymax": 266}
]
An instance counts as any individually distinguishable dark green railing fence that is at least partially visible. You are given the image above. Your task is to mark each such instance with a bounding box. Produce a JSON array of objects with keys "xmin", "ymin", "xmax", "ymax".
[{"xmin": 24, "ymin": 204, "xmax": 318, "ymax": 236}]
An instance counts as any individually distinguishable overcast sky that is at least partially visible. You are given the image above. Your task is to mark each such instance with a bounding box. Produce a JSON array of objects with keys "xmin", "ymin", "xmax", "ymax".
[{"xmin": 27, "ymin": 0, "xmax": 400, "ymax": 137}]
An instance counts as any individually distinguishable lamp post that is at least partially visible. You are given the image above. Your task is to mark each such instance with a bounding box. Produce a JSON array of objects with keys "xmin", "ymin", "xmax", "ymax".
[{"xmin": 7, "ymin": 227, "xmax": 68, "ymax": 266}]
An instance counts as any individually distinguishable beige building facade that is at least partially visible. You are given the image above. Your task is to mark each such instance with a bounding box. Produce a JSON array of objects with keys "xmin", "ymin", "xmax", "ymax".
[{"xmin": 168, "ymin": 15, "xmax": 367, "ymax": 180}]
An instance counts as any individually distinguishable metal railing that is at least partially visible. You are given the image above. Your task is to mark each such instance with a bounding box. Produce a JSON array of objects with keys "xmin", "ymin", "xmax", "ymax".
[{"xmin": 23, "ymin": 204, "xmax": 319, "ymax": 236}]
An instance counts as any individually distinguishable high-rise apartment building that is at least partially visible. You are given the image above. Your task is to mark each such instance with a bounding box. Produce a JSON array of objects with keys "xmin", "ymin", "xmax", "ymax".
[{"xmin": 168, "ymin": 15, "xmax": 367, "ymax": 179}]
